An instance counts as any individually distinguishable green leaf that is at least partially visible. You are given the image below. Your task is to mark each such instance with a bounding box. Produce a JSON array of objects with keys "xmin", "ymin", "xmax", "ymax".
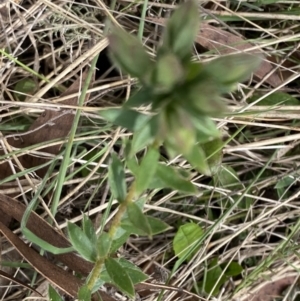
[
  {"xmin": 173, "ymin": 222, "xmax": 203, "ymax": 261},
  {"xmin": 67, "ymin": 222, "xmax": 97, "ymax": 263},
  {"xmin": 124, "ymin": 87, "xmax": 153, "ymax": 108},
  {"xmin": 127, "ymin": 202, "xmax": 152, "ymax": 237},
  {"xmin": 82, "ymin": 214, "xmax": 97, "ymax": 245},
  {"xmin": 110, "ymin": 227, "xmax": 131, "ymax": 253},
  {"xmin": 126, "ymin": 156, "xmax": 139, "ymax": 175},
  {"xmin": 121, "ymin": 215, "xmax": 171, "ymax": 236},
  {"xmin": 275, "ymin": 176, "xmax": 295, "ymax": 189},
  {"xmin": 108, "ymin": 153, "xmax": 127, "ymax": 203},
  {"xmin": 184, "ymin": 80, "xmax": 227, "ymax": 115},
  {"xmin": 201, "ymin": 138, "xmax": 223, "ymax": 175},
  {"xmin": 78, "ymin": 285, "xmax": 91, "ymax": 301},
  {"xmin": 105, "ymin": 257, "xmax": 135, "ymax": 298},
  {"xmin": 248, "ymin": 91, "xmax": 299, "ymax": 106},
  {"xmin": 89, "ymin": 278, "xmax": 105, "ymax": 294},
  {"xmin": 183, "ymin": 144, "xmax": 211, "ymax": 176},
  {"xmin": 204, "ymin": 258, "xmax": 227, "ymax": 295},
  {"xmin": 162, "ymin": 108, "xmax": 196, "ymax": 155},
  {"xmin": 14, "ymin": 78, "xmax": 37, "ymax": 101},
  {"xmin": 123, "ymin": 197, "xmax": 146, "ymax": 215},
  {"xmin": 99, "ymin": 108, "xmax": 151, "ymax": 132},
  {"xmin": 22, "ymin": 227, "xmax": 74, "ymax": 255},
  {"xmin": 147, "ymin": 216, "xmax": 172, "ymax": 235},
  {"xmin": 120, "ymin": 198, "xmax": 156, "ymax": 236},
  {"xmin": 153, "ymin": 53, "xmax": 184, "ymax": 93},
  {"xmin": 156, "ymin": 164, "xmax": 197, "ymax": 194},
  {"xmin": 120, "ymin": 218, "xmax": 144, "ymax": 235},
  {"xmin": 48, "ymin": 285, "xmax": 64, "ymax": 301},
  {"xmin": 130, "ymin": 116, "xmax": 159, "ymax": 156},
  {"xmin": 213, "ymin": 164, "xmax": 240, "ymax": 189},
  {"xmin": 135, "ymin": 147, "xmax": 159, "ymax": 196},
  {"xmin": 80, "ymin": 148, "xmax": 106, "ymax": 181},
  {"xmin": 118, "ymin": 258, "xmax": 149, "ymax": 284},
  {"xmin": 100, "ymin": 258, "xmax": 149, "ymax": 285},
  {"xmin": 221, "ymin": 262, "xmax": 243, "ymax": 277},
  {"xmin": 191, "ymin": 115, "xmax": 220, "ymax": 142},
  {"xmin": 205, "ymin": 54, "xmax": 262, "ymax": 87},
  {"xmin": 185, "ymin": 60, "xmax": 205, "ymax": 82},
  {"xmin": 109, "ymin": 27, "xmax": 153, "ymax": 83},
  {"xmin": 213, "ymin": 164, "xmax": 251, "ymax": 209},
  {"xmin": 159, "ymin": 0, "xmax": 199, "ymax": 61},
  {"xmin": 147, "ymin": 175, "xmax": 165, "ymax": 190},
  {"xmin": 97, "ymin": 232, "xmax": 112, "ymax": 257}
]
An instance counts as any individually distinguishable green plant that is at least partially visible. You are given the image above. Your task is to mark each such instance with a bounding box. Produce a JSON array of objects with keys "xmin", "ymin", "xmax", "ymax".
[
  {"xmin": 19, "ymin": 1, "xmax": 262, "ymax": 300},
  {"xmin": 199, "ymin": 258, "xmax": 243, "ymax": 296}
]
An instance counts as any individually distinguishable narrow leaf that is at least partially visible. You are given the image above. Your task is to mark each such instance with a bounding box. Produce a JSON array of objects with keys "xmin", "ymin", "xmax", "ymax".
[
  {"xmin": 108, "ymin": 153, "xmax": 127, "ymax": 203},
  {"xmin": 97, "ymin": 232, "xmax": 112, "ymax": 257},
  {"xmin": 205, "ymin": 53, "xmax": 262, "ymax": 86},
  {"xmin": 135, "ymin": 147, "xmax": 159, "ymax": 196},
  {"xmin": 124, "ymin": 87, "xmax": 153, "ymax": 108},
  {"xmin": 110, "ymin": 227, "xmax": 131, "ymax": 253},
  {"xmin": 82, "ymin": 214, "xmax": 97, "ymax": 245},
  {"xmin": 156, "ymin": 164, "xmax": 196, "ymax": 193},
  {"xmin": 48, "ymin": 285, "xmax": 64, "ymax": 301},
  {"xmin": 162, "ymin": 108, "xmax": 196, "ymax": 155},
  {"xmin": 14, "ymin": 78, "xmax": 37, "ymax": 101},
  {"xmin": 99, "ymin": 108, "xmax": 151, "ymax": 132},
  {"xmin": 191, "ymin": 115, "xmax": 220, "ymax": 141},
  {"xmin": 147, "ymin": 216, "xmax": 172, "ymax": 235},
  {"xmin": 183, "ymin": 144, "xmax": 211, "ymax": 176},
  {"xmin": 248, "ymin": 91, "xmax": 299, "ymax": 106},
  {"xmin": 78, "ymin": 285, "xmax": 91, "ymax": 301},
  {"xmin": 127, "ymin": 203, "xmax": 152, "ymax": 237},
  {"xmin": 275, "ymin": 176, "xmax": 295, "ymax": 189},
  {"xmin": 100, "ymin": 258, "xmax": 149, "ymax": 284},
  {"xmin": 160, "ymin": 0, "xmax": 199, "ymax": 61},
  {"xmin": 154, "ymin": 53, "xmax": 184, "ymax": 93},
  {"xmin": 67, "ymin": 222, "xmax": 97, "ymax": 263},
  {"xmin": 130, "ymin": 116, "xmax": 159, "ymax": 155},
  {"xmin": 201, "ymin": 137, "xmax": 223, "ymax": 175},
  {"xmin": 117, "ymin": 258, "xmax": 149, "ymax": 284},
  {"xmin": 109, "ymin": 27, "xmax": 153, "ymax": 83},
  {"xmin": 105, "ymin": 258, "xmax": 135, "ymax": 298}
]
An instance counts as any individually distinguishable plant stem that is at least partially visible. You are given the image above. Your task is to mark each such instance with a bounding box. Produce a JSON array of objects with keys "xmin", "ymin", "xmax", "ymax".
[
  {"xmin": 86, "ymin": 182, "xmax": 136, "ymax": 291},
  {"xmin": 87, "ymin": 258, "xmax": 105, "ymax": 291},
  {"xmin": 109, "ymin": 182, "xmax": 136, "ymax": 238}
]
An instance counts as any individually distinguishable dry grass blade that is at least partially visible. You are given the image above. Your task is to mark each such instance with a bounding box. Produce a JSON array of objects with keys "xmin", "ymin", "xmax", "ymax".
[
  {"xmin": 0, "ymin": 269, "xmax": 42, "ymax": 296},
  {"xmin": 0, "ymin": 0, "xmax": 9, "ymax": 22},
  {"xmin": 0, "ymin": 68, "xmax": 92, "ymax": 180}
]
